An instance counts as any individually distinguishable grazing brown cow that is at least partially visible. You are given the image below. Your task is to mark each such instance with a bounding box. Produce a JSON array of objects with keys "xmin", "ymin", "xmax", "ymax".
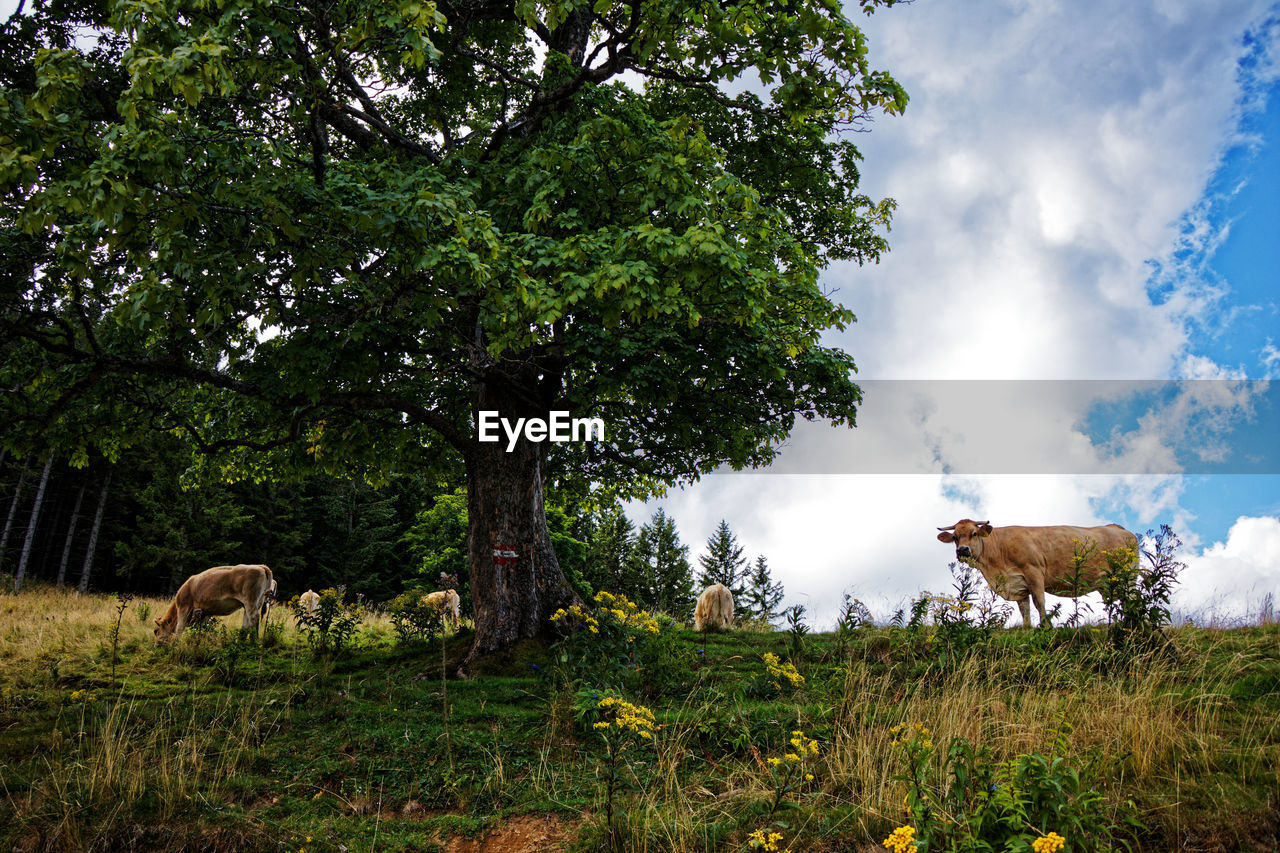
[
  {"xmin": 154, "ymin": 564, "xmax": 275, "ymax": 642},
  {"xmin": 423, "ymin": 589, "xmax": 461, "ymax": 626},
  {"xmin": 936, "ymin": 519, "xmax": 1138, "ymax": 627},
  {"xmin": 694, "ymin": 583, "xmax": 734, "ymax": 631}
]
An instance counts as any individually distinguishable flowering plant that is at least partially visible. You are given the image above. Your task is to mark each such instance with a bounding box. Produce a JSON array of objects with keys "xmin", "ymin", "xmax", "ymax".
[
  {"xmin": 888, "ymin": 723, "xmax": 1139, "ymax": 852},
  {"xmin": 551, "ymin": 591, "xmax": 663, "ymax": 689},
  {"xmin": 588, "ymin": 692, "xmax": 658, "ymax": 847}
]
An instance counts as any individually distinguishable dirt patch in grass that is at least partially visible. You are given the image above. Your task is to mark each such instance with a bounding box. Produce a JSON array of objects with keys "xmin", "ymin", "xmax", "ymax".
[{"xmin": 442, "ymin": 814, "xmax": 579, "ymax": 853}]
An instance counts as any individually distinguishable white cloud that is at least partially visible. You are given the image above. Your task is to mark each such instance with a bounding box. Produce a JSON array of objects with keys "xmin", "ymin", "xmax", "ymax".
[
  {"xmin": 834, "ymin": 0, "xmax": 1275, "ymax": 380},
  {"xmin": 1175, "ymin": 515, "xmax": 1280, "ymax": 624},
  {"xmin": 1260, "ymin": 339, "xmax": 1280, "ymax": 377}
]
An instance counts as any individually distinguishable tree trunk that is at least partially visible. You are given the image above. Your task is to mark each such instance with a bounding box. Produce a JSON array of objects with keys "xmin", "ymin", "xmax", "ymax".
[
  {"xmin": 0, "ymin": 457, "xmax": 31, "ymax": 567},
  {"xmin": 56, "ymin": 476, "xmax": 88, "ymax": 587},
  {"xmin": 78, "ymin": 470, "xmax": 112, "ymax": 594},
  {"xmin": 14, "ymin": 453, "xmax": 54, "ymax": 591},
  {"xmin": 461, "ymin": 424, "xmax": 577, "ymax": 673}
]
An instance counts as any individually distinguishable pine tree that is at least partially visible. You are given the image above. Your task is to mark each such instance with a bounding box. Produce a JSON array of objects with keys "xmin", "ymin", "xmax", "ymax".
[
  {"xmin": 743, "ymin": 555, "xmax": 786, "ymax": 625},
  {"xmin": 697, "ymin": 520, "xmax": 749, "ymax": 602},
  {"xmin": 584, "ymin": 504, "xmax": 645, "ymax": 603},
  {"xmin": 635, "ymin": 509, "xmax": 695, "ymax": 617}
]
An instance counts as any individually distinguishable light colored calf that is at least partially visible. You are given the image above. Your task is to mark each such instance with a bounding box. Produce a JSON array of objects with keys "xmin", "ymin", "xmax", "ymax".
[{"xmin": 423, "ymin": 588, "xmax": 461, "ymax": 625}]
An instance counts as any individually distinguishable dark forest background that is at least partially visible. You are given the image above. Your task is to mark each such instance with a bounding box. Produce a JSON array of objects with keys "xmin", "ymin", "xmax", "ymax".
[{"xmin": 0, "ymin": 444, "xmax": 785, "ymax": 622}]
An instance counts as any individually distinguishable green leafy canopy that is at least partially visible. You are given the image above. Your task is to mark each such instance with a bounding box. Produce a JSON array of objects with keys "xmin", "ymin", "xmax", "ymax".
[{"xmin": 1, "ymin": 0, "xmax": 907, "ymax": 491}]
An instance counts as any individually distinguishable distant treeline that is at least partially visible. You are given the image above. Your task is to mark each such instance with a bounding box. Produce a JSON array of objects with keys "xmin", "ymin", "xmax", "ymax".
[{"xmin": 0, "ymin": 442, "xmax": 786, "ymax": 622}]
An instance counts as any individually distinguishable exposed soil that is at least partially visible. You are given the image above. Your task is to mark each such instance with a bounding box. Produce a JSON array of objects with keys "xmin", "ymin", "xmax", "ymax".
[{"xmin": 442, "ymin": 814, "xmax": 579, "ymax": 853}]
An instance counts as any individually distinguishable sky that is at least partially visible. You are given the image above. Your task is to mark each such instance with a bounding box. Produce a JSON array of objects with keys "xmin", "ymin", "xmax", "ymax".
[{"xmin": 635, "ymin": 0, "xmax": 1280, "ymax": 628}]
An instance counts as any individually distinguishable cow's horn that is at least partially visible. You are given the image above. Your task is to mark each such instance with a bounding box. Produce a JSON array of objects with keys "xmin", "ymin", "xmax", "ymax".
[{"xmin": 937, "ymin": 524, "xmax": 957, "ymax": 531}]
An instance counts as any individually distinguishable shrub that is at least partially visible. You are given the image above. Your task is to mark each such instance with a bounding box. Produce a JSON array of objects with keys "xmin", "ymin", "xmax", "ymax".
[
  {"xmin": 1099, "ymin": 525, "xmax": 1184, "ymax": 650},
  {"xmin": 830, "ymin": 593, "xmax": 873, "ymax": 660},
  {"xmin": 550, "ymin": 591, "xmax": 661, "ymax": 690},
  {"xmin": 784, "ymin": 604, "xmax": 809, "ymax": 660},
  {"xmin": 294, "ymin": 587, "xmax": 363, "ymax": 657},
  {"xmin": 387, "ymin": 590, "xmax": 445, "ymax": 645},
  {"xmin": 746, "ymin": 651, "xmax": 805, "ymax": 699}
]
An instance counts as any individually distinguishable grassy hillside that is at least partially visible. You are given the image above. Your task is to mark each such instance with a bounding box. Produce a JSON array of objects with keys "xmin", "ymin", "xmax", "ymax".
[{"xmin": 1, "ymin": 586, "xmax": 1277, "ymax": 852}]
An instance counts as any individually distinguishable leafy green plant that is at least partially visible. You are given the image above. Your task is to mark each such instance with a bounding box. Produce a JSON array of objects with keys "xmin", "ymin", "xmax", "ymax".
[
  {"xmin": 550, "ymin": 590, "xmax": 661, "ymax": 690},
  {"xmin": 294, "ymin": 587, "xmax": 363, "ymax": 657},
  {"xmin": 1099, "ymin": 525, "xmax": 1184, "ymax": 650},
  {"xmin": 586, "ymin": 693, "xmax": 657, "ymax": 850},
  {"xmin": 213, "ymin": 633, "xmax": 251, "ymax": 687},
  {"xmin": 747, "ymin": 652, "xmax": 806, "ymax": 699},
  {"xmin": 387, "ymin": 590, "xmax": 445, "ymax": 645},
  {"xmin": 889, "ymin": 722, "xmax": 1141, "ymax": 852},
  {"xmin": 784, "ymin": 604, "xmax": 809, "ymax": 660},
  {"xmin": 831, "ymin": 593, "xmax": 873, "ymax": 660},
  {"xmin": 761, "ymin": 727, "xmax": 821, "ymax": 823},
  {"xmin": 930, "ymin": 564, "xmax": 1010, "ymax": 665},
  {"xmin": 34, "ymin": 650, "xmax": 60, "ymax": 684}
]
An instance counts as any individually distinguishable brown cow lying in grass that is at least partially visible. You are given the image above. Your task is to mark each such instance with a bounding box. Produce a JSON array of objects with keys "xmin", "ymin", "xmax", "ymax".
[
  {"xmin": 154, "ymin": 564, "xmax": 275, "ymax": 642},
  {"xmin": 423, "ymin": 589, "xmax": 461, "ymax": 626},
  {"xmin": 694, "ymin": 583, "xmax": 734, "ymax": 631}
]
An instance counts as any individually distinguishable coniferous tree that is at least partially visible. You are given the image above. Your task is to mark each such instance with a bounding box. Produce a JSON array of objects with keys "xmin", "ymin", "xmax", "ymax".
[
  {"xmin": 585, "ymin": 503, "xmax": 644, "ymax": 603},
  {"xmin": 743, "ymin": 555, "xmax": 786, "ymax": 625},
  {"xmin": 697, "ymin": 520, "xmax": 749, "ymax": 603},
  {"xmin": 0, "ymin": 459, "xmax": 30, "ymax": 568},
  {"xmin": 78, "ymin": 471, "xmax": 111, "ymax": 594},
  {"xmin": 13, "ymin": 453, "xmax": 54, "ymax": 591},
  {"xmin": 55, "ymin": 475, "xmax": 88, "ymax": 587},
  {"xmin": 635, "ymin": 509, "xmax": 695, "ymax": 617}
]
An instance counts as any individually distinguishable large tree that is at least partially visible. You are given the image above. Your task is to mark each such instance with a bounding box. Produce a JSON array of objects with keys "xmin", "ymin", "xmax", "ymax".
[{"xmin": 0, "ymin": 0, "xmax": 905, "ymax": 667}]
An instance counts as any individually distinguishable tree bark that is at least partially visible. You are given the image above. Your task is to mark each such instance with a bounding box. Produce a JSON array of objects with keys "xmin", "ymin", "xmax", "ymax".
[
  {"xmin": 461, "ymin": 396, "xmax": 577, "ymax": 673},
  {"xmin": 78, "ymin": 470, "xmax": 112, "ymax": 594},
  {"xmin": 56, "ymin": 475, "xmax": 88, "ymax": 587},
  {"xmin": 0, "ymin": 457, "xmax": 31, "ymax": 567},
  {"xmin": 13, "ymin": 453, "xmax": 54, "ymax": 591}
]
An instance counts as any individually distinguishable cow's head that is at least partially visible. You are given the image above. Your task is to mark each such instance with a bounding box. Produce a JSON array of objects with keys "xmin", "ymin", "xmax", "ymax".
[
  {"xmin": 936, "ymin": 519, "xmax": 993, "ymax": 562},
  {"xmin": 153, "ymin": 615, "xmax": 175, "ymax": 643}
]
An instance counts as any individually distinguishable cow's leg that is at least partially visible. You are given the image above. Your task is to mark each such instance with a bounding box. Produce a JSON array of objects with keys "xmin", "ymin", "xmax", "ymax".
[
  {"xmin": 1029, "ymin": 577, "xmax": 1049, "ymax": 627},
  {"xmin": 1017, "ymin": 597, "xmax": 1032, "ymax": 628}
]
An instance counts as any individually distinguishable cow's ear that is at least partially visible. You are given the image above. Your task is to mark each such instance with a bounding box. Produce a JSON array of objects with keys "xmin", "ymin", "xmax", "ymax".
[
  {"xmin": 977, "ymin": 523, "xmax": 993, "ymax": 536},
  {"xmin": 937, "ymin": 531, "xmax": 956, "ymax": 543}
]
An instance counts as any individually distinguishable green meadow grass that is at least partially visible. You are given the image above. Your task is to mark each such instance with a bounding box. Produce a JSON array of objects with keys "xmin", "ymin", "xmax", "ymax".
[{"xmin": 0, "ymin": 586, "xmax": 1277, "ymax": 852}]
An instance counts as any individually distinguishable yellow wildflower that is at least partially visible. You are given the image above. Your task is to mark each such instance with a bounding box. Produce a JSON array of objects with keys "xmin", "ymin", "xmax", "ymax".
[
  {"xmin": 1032, "ymin": 832, "xmax": 1066, "ymax": 853},
  {"xmin": 594, "ymin": 696, "xmax": 657, "ymax": 740},
  {"xmin": 882, "ymin": 825, "xmax": 916, "ymax": 853},
  {"xmin": 747, "ymin": 829, "xmax": 785, "ymax": 851}
]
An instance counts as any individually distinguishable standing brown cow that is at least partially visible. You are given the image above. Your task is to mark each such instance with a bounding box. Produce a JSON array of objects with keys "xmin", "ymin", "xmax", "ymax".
[{"xmin": 936, "ymin": 519, "xmax": 1137, "ymax": 627}]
